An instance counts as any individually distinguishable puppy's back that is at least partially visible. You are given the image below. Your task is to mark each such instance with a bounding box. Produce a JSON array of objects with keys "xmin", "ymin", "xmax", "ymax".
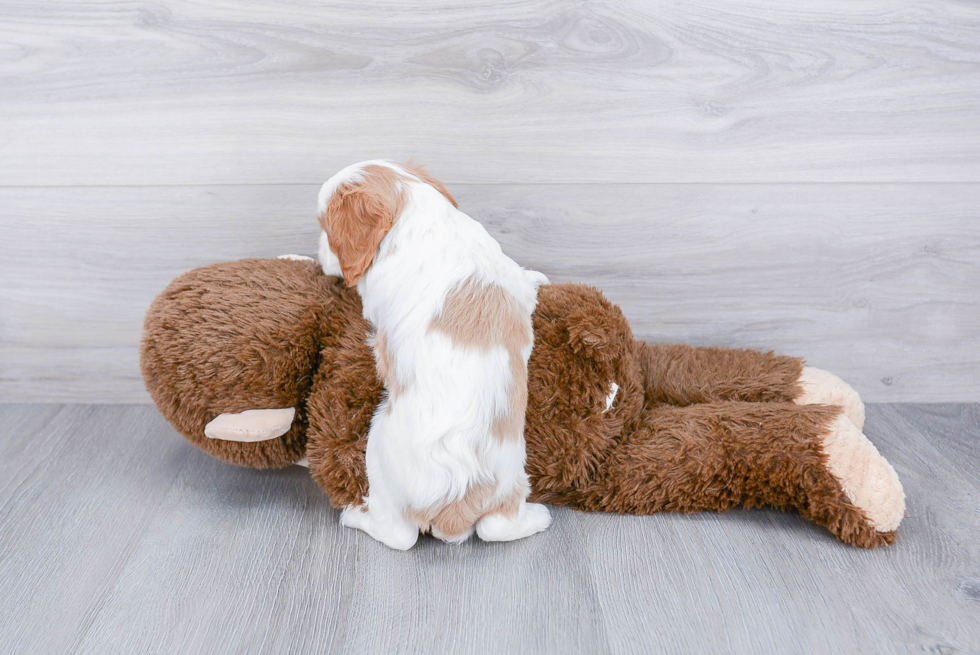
[{"xmin": 429, "ymin": 276, "xmax": 533, "ymax": 444}]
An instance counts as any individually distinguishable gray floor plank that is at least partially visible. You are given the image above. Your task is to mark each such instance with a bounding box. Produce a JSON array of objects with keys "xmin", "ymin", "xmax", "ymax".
[
  {"xmin": 73, "ymin": 451, "xmax": 357, "ymax": 655},
  {"xmin": 1, "ymin": 1, "xmax": 978, "ymax": 185},
  {"xmin": 340, "ymin": 506, "xmax": 608, "ymax": 655},
  {"xmin": 1, "ymin": 403, "xmax": 978, "ymax": 654},
  {"xmin": 0, "ymin": 405, "xmax": 192, "ymax": 655},
  {"xmin": 2, "ymin": 183, "xmax": 977, "ymax": 403}
]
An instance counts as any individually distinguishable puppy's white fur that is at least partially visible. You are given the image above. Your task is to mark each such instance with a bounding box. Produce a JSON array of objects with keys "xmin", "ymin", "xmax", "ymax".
[{"xmin": 318, "ymin": 160, "xmax": 551, "ymax": 550}]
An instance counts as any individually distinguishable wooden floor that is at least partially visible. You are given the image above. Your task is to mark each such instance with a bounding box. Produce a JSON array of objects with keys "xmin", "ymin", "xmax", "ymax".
[{"xmin": 1, "ymin": 403, "xmax": 977, "ymax": 654}]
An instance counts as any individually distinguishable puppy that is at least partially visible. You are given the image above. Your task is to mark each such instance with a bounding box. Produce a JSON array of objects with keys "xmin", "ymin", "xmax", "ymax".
[{"xmin": 317, "ymin": 160, "xmax": 551, "ymax": 550}]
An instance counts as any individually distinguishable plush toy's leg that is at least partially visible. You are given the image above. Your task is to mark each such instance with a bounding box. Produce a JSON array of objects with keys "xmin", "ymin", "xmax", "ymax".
[
  {"xmin": 819, "ymin": 412, "xmax": 903, "ymax": 532},
  {"xmin": 638, "ymin": 343, "xmax": 866, "ymax": 429},
  {"xmin": 476, "ymin": 501, "xmax": 553, "ymax": 542},
  {"xmin": 589, "ymin": 401, "xmax": 904, "ymax": 548},
  {"xmin": 793, "ymin": 366, "xmax": 866, "ymax": 430},
  {"xmin": 638, "ymin": 343, "xmax": 806, "ymax": 406}
]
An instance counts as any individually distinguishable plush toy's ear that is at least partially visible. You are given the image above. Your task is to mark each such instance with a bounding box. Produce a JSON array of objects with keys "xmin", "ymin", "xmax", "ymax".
[
  {"xmin": 319, "ymin": 165, "xmax": 406, "ymax": 287},
  {"xmin": 205, "ymin": 408, "xmax": 296, "ymax": 442}
]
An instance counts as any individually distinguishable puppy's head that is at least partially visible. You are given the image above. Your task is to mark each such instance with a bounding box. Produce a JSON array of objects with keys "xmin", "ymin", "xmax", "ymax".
[
  {"xmin": 317, "ymin": 162, "xmax": 405, "ymax": 287},
  {"xmin": 317, "ymin": 160, "xmax": 457, "ymax": 287}
]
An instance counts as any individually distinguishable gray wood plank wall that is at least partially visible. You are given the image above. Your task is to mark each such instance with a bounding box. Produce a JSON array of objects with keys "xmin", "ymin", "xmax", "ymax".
[{"xmin": 1, "ymin": 0, "xmax": 978, "ymax": 402}]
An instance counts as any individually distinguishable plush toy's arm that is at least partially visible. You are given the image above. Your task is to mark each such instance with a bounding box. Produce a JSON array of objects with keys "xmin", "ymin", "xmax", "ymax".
[
  {"xmin": 637, "ymin": 343, "xmax": 866, "ymax": 429},
  {"xmin": 638, "ymin": 343, "xmax": 804, "ymax": 406}
]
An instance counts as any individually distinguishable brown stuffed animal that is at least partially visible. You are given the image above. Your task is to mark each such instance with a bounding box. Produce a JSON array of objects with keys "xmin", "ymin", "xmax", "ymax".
[{"xmin": 141, "ymin": 257, "xmax": 905, "ymax": 548}]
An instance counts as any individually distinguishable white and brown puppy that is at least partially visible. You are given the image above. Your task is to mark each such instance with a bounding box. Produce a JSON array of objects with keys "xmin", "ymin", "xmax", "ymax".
[{"xmin": 317, "ymin": 160, "xmax": 551, "ymax": 550}]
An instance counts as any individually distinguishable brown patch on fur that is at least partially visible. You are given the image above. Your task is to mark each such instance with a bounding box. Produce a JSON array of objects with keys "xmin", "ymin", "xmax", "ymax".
[
  {"xmin": 429, "ymin": 278, "xmax": 532, "ymax": 443},
  {"xmin": 430, "ymin": 278, "xmax": 529, "ymax": 350},
  {"xmin": 406, "ymin": 482, "xmax": 495, "ymax": 540},
  {"xmin": 490, "ymin": 385, "xmax": 527, "ymax": 444},
  {"xmin": 483, "ymin": 487, "xmax": 523, "ymax": 519},
  {"xmin": 319, "ymin": 165, "xmax": 407, "ymax": 287},
  {"xmin": 399, "ymin": 160, "xmax": 458, "ymax": 208},
  {"xmin": 407, "ymin": 483, "xmax": 524, "ymax": 540},
  {"xmin": 372, "ymin": 330, "xmax": 404, "ymax": 401}
]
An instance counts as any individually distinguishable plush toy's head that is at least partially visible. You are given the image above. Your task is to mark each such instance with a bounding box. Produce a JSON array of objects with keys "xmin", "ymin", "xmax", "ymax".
[{"xmin": 141, "ymin": 258, "xmax": 341, "ymax": 468}]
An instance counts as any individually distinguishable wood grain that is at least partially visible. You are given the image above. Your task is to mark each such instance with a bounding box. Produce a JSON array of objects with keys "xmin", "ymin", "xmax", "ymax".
[
  {"xmin": 0, "ymin": 403, "xmax": 977, "ymax": 653},
  {"xmin": 1, "ymin": 1, "xmax": 977, "ymax": 401},
  {"xmin": 0, "ymin": 405, "xmax": 192, "ymax": 654},
  {"xmin": 74, "ymin": 442, "xmax": 358, "ymax": 654},
  {"xmin": 2, "ymin": 183, "xmax": 977, "ymax": 402},
  {"xmin": 0, "ymin": 0, "xmax": 978, "ymax": 185}
]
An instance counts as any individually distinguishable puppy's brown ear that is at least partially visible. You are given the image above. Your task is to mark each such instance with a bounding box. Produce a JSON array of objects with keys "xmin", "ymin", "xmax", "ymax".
[
  {"xmin": 400, "ymin": 160, "xmax": 458, "ymax": 208},
  {"xmin": 320, "ymin": 165, "xmax": 406, "ymax": 287}
]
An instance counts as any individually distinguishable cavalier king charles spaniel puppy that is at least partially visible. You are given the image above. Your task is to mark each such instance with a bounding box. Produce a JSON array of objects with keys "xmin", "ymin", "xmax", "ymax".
[{"xmin": 317, "ymin": 160, "xmax": 552, "ymax": 550}]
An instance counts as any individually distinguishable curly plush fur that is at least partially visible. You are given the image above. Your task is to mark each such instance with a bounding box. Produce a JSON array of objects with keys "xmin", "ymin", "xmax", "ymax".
[{"xmin": 141, "ymin": 258, "xmax": 904, "ymax": 548}]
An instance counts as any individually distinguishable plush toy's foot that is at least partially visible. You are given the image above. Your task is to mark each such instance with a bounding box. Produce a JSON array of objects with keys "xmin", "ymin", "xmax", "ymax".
[
  {"xmin": 476, "ymin": 502, "xmax": 552, "ymax": 542},
  {"xmin": 204, "ymin": 408, "xmax": 296, "ymax": 442},
  {"xmin": 340, "ymin": 504, "xmax": 420, "ymax": 551},
  {"xmin": 794, "ymin": 366, "xmax": 866, "ymax": 430},
  {"xmin": 820, "ymin": 414, "xmax": 905, "ymax": 536}
]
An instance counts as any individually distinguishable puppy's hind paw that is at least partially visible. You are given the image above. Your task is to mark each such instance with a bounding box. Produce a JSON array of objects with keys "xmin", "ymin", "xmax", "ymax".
[
  {"xmin": 340, "ymin": 505, "xmax": 420, "ymax": 551},
  {"xmin": 476, "ymin": 502, "xmax": 552, "ymax": 542}
]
